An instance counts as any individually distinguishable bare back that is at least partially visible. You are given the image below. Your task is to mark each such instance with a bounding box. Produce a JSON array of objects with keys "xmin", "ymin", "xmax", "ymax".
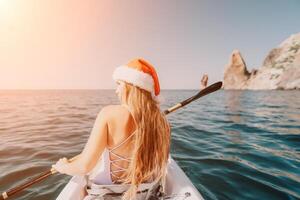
[{"xmin": 106, "ymin": 105, "xmax": 136, "ymax": 183}]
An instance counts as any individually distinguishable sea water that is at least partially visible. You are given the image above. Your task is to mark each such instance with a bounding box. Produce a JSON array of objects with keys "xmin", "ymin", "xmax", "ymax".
[{"xmin": 0, "ymin": 90, "xmax": 299, "ymax": 200}]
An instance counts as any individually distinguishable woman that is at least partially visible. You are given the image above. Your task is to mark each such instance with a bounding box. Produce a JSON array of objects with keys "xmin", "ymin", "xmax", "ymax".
[{"xmin": 53, "ymin": 58, "xmax": 171, "ymax": 200}]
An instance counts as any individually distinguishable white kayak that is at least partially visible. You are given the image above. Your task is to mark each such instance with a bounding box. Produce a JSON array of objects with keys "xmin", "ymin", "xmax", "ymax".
[
  {"xmin": 57, "ymin": 157, "xmax": 204, "ymax": 200},
  {"xmin": 165, "ymin": 158, "xmax": 203, "ymax": 199}
]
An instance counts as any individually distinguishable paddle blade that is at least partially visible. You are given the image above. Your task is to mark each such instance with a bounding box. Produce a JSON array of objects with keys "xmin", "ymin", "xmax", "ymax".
[
  {"xmin": 180, "ymin": 81, "xmax": 222, "ymax": 106},
  {"xmin": 164, "ymin": 81, "xmax": 222, "ymax": 115}
]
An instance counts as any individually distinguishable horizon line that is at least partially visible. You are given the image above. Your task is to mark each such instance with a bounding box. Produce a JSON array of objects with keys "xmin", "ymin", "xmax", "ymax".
[{"xmin": 0, "ymin": 88, "xmax": 203, "ymax": 91}]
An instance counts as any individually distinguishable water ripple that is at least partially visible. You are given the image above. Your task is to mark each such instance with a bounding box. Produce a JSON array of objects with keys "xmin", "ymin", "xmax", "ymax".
[{"xmin": 0, "ymin": 90, "xmax": 299, "ymax": 199}]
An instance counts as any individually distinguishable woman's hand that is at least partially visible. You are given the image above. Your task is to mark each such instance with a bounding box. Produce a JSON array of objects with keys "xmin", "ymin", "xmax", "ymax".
[
  {"xmin": 50, "ymin": 107, "xmax": 108, "ymax": 176},
  {"xmin": 52, "ymin": 157, "xmax": 69, "ymax": 174}
]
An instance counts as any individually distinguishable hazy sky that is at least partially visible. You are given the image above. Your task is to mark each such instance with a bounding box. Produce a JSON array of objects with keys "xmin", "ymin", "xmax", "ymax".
[{"xmin": 1, "ymin": 0, "xmax": 299, "ymax": 89}]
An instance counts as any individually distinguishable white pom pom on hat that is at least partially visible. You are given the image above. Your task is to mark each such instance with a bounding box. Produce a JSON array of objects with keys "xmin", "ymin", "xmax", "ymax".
[{"xmin": 112, "ymin": 58, "xmax": 161, "ymax": 100}]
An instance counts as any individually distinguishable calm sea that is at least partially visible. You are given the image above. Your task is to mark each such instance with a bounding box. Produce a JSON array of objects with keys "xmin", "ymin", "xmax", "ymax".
[{"xmin": 0, "ymin": 90, "xmax": 299, "ymax": 200}]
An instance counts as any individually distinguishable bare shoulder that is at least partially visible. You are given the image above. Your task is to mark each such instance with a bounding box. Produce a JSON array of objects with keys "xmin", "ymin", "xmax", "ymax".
[{"xmin": 98, "ymin": 105, "xmax": 130, "ymax": 120}]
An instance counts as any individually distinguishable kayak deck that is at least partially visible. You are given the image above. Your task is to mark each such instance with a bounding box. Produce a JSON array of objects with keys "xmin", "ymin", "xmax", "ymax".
[
  {"xmin": 57, "ymin": 157, "xmax": 204, "ymax": 200},
  {"xmin": 165, "ymin": 158, "xmax": 204, "ymax": 199}
]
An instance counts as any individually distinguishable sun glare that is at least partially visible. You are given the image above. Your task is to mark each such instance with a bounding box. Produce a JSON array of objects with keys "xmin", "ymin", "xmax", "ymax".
[{"xmin": 0, "ymin": 0, "xmax": 16, "ymax": 22}]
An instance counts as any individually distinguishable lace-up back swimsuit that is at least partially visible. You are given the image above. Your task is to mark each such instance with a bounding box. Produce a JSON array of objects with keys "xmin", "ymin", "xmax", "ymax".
[{"xmin": 89, "ymin": 105, "xmax": 136, "ymax": 185}]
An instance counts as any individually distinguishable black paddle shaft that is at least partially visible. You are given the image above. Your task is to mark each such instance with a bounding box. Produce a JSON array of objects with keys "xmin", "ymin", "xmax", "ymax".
[
  {"xmin": 1, "ymin": 170, "xmax": 53, "ymax": 200},
  {"xmin": 164, "ymin": 81, "xmax": 222, "ymax": 115},
  {"xmin": 0, "ymin": 81, "xmax": 222, "ymax": 200}
]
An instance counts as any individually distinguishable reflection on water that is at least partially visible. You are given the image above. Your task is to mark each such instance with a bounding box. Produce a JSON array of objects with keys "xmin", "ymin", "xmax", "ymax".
[{"xmin": 0, "ymin": 90, "xmax": 299, "ymax": 200}]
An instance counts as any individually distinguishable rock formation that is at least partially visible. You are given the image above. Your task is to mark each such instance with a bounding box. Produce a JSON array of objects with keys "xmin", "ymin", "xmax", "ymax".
[{"xmin": 223, "ymin": 33, "xmax": 300, "ymax": 90}]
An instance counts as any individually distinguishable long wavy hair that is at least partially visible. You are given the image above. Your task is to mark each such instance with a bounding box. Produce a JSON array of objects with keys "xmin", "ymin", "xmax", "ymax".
[{"xmin": 118, "ymin": 81, "xmax": 170, "ymax": 200}]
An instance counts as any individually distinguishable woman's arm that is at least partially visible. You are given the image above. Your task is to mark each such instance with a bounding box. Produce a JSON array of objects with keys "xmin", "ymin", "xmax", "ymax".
[{"xmin": 52, "ymin": 107, "xmax": 109, "ymax": 176}]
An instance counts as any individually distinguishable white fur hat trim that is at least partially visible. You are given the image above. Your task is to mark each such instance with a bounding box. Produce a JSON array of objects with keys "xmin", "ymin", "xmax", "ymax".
[{"xmin": 112, "ymin": 66, "xmax": 155, "ymax": 94}]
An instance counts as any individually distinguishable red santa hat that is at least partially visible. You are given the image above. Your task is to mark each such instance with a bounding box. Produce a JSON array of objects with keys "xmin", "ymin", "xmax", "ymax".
[{"xmin": 112, "ymin": 58, "xmax": 160, "ymax": 99}]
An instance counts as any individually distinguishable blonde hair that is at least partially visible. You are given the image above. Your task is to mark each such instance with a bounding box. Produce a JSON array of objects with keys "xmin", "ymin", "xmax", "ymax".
[{"xmin": 119, "ymin": 82, "xmax": 170, "ymax": 200}]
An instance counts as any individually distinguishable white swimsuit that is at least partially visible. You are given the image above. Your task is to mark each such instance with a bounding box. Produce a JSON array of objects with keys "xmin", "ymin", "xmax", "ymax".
[
  {"xmin": 89, "ymin": 131, "xmax": 136, "ymax": 185},
  {"xmin": 56, "ymin": 105, "xmax": 163, "ymax": 200}
]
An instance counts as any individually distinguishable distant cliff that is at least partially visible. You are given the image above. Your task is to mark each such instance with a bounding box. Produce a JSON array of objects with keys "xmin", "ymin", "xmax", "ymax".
[{"xmin": 223, "ymin": 33, "xmax": 300, "ymax": 90}]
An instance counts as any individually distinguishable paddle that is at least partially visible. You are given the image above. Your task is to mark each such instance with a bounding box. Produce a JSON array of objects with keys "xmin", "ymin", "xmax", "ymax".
[
  {"xmin": 0, "ymin": 81, "xmax": 222, "ymax": 200},
  {"xmin": 164, "ymin": 81, "xmax": 222, "ymax": 114}
]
